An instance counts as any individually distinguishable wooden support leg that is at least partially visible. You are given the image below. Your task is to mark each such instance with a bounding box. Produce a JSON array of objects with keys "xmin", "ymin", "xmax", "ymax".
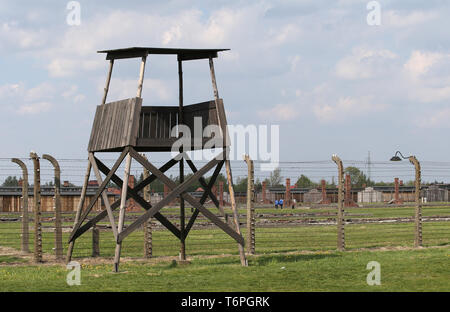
[
  {"xmin": 179, "ymin": 156, "xmax": 186, "ymax": 261},
  {"xmin": 89, "ymin": 152, "xmax": 120, "ymax": 240},
  {"xmin": 67, "ymin": 161, "xmax": 91, "ymax": 262},
  {"xmin": 225, "ymin": 159, "xmax": 248, "ymax": 266},
  {"xmin": 114, "ymin": 153, "xmax": 132, "ymax": 272},
  {"xmin": 142, "ymin": 156, "xmax": 152, "ymax": 258},
  {"xmin": 209, "ymin": 57, "xmax": 247, "ymax": 266}
]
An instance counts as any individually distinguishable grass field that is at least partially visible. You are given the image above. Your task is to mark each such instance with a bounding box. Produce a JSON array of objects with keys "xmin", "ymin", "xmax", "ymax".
[
  {"xmin": 0, "ymin": 247, "xmax": 449, "ymax": 291},
  {"xmin": 0, "ymin": 204, "xmax": 448, "ymax": 258},
  {"xmin": 0, "ymin": 204, "xmax": 449, "ymax": 291}
]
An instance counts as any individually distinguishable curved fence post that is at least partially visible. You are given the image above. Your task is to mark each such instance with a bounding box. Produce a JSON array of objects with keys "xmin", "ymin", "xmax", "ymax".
[
  {"xmin": 30, "ymin": 152, "xmax": 43, "ymax": 262},
  {"xmin": 332, "ymin": 154, "xmax": 345, "ymax": 251},
  {"xmin": 11, "ymin": 158, "xmax": 29, "ymax": 253},
  {"xmin": 42, "ymin": 154, "xmax": 63, "ymax": 260},
  {"xmin": 143, "ymin": 155, "xmax": 152, "ymax": 258},
  {"xmin": 409, "ymin": 156, "xmax": 422, "ymax": 247}
]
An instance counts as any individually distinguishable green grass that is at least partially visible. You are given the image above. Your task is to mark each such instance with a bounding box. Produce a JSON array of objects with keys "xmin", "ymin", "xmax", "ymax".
[
  {"xmin": 0, "ymin": 247, "xmax": 448, "ymax": 291},
  {"xmin": 1, "ymin": 205, "xmax": 449, "ymax": 292},
  {"xmin": 1, "ymin": 220, "xmax": 448, "ymax": 259},
  {"xmin": 0, "ymin": 255, "xmax": 27, "ymax": 264}
]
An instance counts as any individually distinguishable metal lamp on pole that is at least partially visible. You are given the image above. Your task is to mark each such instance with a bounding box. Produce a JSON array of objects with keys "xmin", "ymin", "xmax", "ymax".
[{"xmin": 390, "ymin": 151, "xmax": 422, "ymax": 247}]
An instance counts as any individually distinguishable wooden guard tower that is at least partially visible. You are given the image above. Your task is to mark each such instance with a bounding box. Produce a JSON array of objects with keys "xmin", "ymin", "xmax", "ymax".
[{"xmin": 67, "ymin": 47, "xmax": 247, "ymax": 271}]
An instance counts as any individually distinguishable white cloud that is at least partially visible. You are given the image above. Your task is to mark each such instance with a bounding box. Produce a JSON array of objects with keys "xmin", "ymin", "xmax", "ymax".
[
  {"xmin": 290, "ymin": 55, "xmax": 301, "ymax": 72},
  {"xmin": 62, "ymin": 85, "xmax": 85, "ymax": 103},
  {"xmin": 40, "ymin": 6, "xmax": 268, "ymax": 77},
  {"xmin": 258, "ymin": 103, "xmax": 300, "ymax": 121},
  {"xmin": 417, "ymin": 108, "xmax": 450, "ymax": 128},
  {"xmin": 267, "ymin": 24, "xmax": 301, "ymax": 46},
  {"xmin": 106, "ymin": 78, "xmax": 172, "ymax": 104},
  {"xmin": 0, "ymin": 22, "xmax": 47, "ymax": 50},
  {"xmin": 384, "ymin": 10, "xmax": 438, "ymax": 27},
  {"xmin": 0, "ymin": 83, "xmax": 23, "ymax": 98},
  {"xmin": 17, "ymin": 102, "xmax": 52, "ymax": 114},
  {"xmin": 403, "ymin": 51, "xmax": 450, "ymax": 103},
  {"xmin": 403, "ymin": 51, "xmax": 445, "ymax": 78},
  {"xmin": 413, "ymin": 85, "xmax": 450, "ymax": 103},
  {"xmin": 0, "ymin": 82, "xmax": 56, "ymax": 114},
  {"xmin": 313, "ymin": 96, "xmax": 385, "ymax": 122},
  {"xmin": 24, "ymin": 83, "xmax": 55, "ymax": 102},
  {"xmin": 335, "ymin": 47, "xmax": 397, "ymax": 80}
]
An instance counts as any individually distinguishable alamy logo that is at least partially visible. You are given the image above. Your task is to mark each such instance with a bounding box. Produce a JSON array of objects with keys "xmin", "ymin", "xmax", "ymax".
[
  {"xmin": 366, "ymin": 261, "xmax": 381, "ymax": 286},
  {"xmin": 367, "ymin": 1, "xmax": 381, "ymax": 26},
  {"xmin": 66, "ymin": 261, "xmax": 81, "ymax": 286},
  {"xmin": 66, "ymin": 1, "xmax": 81, "ymax": 26},
  {"xmin": 170, "ymin": 118, "xmax": 280, "ymax": 171}
]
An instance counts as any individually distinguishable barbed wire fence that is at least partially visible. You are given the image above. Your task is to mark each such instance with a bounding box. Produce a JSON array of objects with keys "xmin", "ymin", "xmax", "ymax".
[{"xmin": 0, "ymin": 156, "xmax": 449, "ymax": 261}]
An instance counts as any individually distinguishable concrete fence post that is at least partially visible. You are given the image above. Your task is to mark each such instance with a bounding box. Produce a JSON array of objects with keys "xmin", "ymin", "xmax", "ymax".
[
  {"xmin": 30, "ymin": 152, "xmax": 43, "ymax": 262},
  {"xmin": 92, "ymin": 226, "xmax": 100, "ymax": 257},
  {"xmin": 11, "ymin": 158, "xmax": 29, "ymax": 253},
  {"xmin": 332, "ymin": 154, "xmax": 345, "ymax": 251},
  {"xmin": 409, "ymin": 156, "xmax": 423, "ymax": 247},
  {"xmin": 42, "ymin": 154, "xmax": 63, "ymax": 260},
  {"xmin": 243, "ymin": 154, "xmax": 255, "ymax": 255},
  {"xmin": 142, "ymin": 155, "xmax": 152, "ymax": 258}
]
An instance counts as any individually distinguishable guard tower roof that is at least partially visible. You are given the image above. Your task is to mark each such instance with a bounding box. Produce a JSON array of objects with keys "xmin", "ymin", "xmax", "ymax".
[{"xmin": 98, "ymin": 47, "xmax": 230, "ymax": 61}]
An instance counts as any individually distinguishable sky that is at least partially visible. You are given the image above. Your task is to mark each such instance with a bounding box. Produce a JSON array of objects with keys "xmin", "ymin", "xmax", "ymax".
[{"xmin": 1, "ymin": 0, "xmax": 450, "ymax": 181}]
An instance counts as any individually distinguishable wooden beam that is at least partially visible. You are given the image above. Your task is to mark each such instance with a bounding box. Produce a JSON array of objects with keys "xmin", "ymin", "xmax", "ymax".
[
  {"xmin": 121, "ymin": 149, "xmax": 244, "ymax": 245},
  {"xmin": 185, "ymin": 158, "xmax": 221, "ymax": 209},
  {"xmin": 137, "ymin": 55, "xmax": 147, "ymax": 98},
  {"xmin": 70, "ymin": 148, "xmax": 128, "ymax": 237},
  {"xmin": 184, "ymin": 159, "xmax": 225, "ymax": 235},
  {"xmin": 114, "ymin": 153, "xmax": 132, "ymax": 272},
  {"xmin": 94, "ymin": 157, "xmax": 181, "ymax": 239},
  {"xmin": 117, "ymin": 148, "xmax": 226, "ymax": 242},
  {"xmin": 178, "ymin": 57, "xmax": 186, "ymax": 260},
  {"xmin": 101, "ymin": 59, "xmax": 114, "ymax": 105},
  {"xmin": 88, "ymin": 152, "xmax": 120, "ymax": 240},
  {"xmin": 209, "ymin": 57, "xmax": 247, "ymax": 266},
  {"xmin": 69, "ymin": 156, "xmax": 179, "ymax": 242},
  {"xmin": 67, "ymin": 161, "xmax": 91, "ymax": 260},
  {"xmin": 134, "ymin": 157, "xmax": 180, "ymax": 193}
]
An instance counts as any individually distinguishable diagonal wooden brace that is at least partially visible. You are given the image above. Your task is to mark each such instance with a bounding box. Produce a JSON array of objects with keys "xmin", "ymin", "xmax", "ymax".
[
  {"xmin": 95, "ymin": 157, "xmax": 181, "ymax": 239},
  {"xmin": 185, "ymin": 159, "xmax": 225, "ymax": 235},
  {"xmin": 120, "ymin": 148, "xmax": 244, "ymax": 245},
  {"xmin": 117, "ymin": 148, "xmax": 223, "ymax": 242},
  {"xmin": 68, "ymin": 149, "xmax": 128, "ymax": 242},
  {"xmin": 68, "ymin": 155, "xmax": 180, "ymax": 243},
  {"xmin": 185, "ymin": 158, "xmax": 221, "ymax": 207}
]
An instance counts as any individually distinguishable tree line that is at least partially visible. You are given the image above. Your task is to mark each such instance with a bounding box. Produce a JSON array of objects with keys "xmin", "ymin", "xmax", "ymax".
[{"xmin": 2, "ymin": 165, "xmax": 445, "ymax": 192}]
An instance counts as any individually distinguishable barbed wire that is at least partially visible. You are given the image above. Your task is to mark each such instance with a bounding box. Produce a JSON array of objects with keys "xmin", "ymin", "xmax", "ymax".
[{"xmin": 2, "ymin": 157, "xmax": 450, "ymax": 185}]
